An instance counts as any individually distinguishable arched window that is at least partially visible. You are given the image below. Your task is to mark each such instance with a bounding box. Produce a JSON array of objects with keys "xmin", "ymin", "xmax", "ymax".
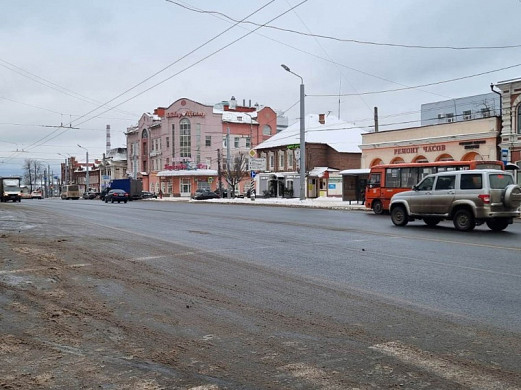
[
  {"xmin": 436, "ymin": 153, "xmax": 455, "ymax": 161},
  {"xmin": 412, "ymin": 155, "xmax": 428, "ymax": 163},
  {"xmin": 370, "ymin": 158, "xmax": 383, "ymax": 167},
  {"xmin": 180, "ymin": 118, "xmax": 191, "ymax": 158},
  {"xmin": 390, "ymin": 157, "xmax": 404, "ymax": 164},
  {"xmin": 263, "ymin": 125, "xmax": 272, "ymax": 136},
  {"xmin": 517, "ymin": 104, "xmax": 521, "ymax": 134},
  {"xmin": 461, "ymin": 152, "xmax": 481, "ymax": 161},
  {"xmin": 141, "ymin": 129, "xmax": 149, "ymax": 139}
]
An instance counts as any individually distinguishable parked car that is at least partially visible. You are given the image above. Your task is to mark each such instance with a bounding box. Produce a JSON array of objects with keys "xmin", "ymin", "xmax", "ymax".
[
  {"xmin": 104, "ymin": 189, "xmax": 129, "ymax": 203},
  {"xmin": 390, "ymin": 169, "xmax": 521, "ymax": 231},
  {"xmin": 214, "ymin": 188, "xmax": 228, "ymax": 198},
  {"xmin": 141, "ymin": 191, "xmax": 157, "ymax": 199},
  {"xmin": 31, "ymin": 190, "xmax": 43, "ymax": 199},
  {"xmin": 82, "ymin": 190, "xmax": 99, "ymax": 199},
  {"xmin": 193, "ymin": 190, "xmax": 220, "ymax": 200}
]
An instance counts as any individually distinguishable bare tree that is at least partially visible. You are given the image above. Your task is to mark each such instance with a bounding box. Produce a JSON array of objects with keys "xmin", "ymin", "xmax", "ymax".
[
  {"xmin": 23, "ymin": 159, "xmax": 44, "ymax": 191},
  {"xmin": 222, "ymin": 152, "xmax": 248, "ymax": 197}
]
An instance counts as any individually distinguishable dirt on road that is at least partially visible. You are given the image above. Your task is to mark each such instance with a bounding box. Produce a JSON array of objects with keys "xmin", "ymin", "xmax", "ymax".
[{"xmin": 1, "ymin": 206, "xmax": 521, "ymax": 389}]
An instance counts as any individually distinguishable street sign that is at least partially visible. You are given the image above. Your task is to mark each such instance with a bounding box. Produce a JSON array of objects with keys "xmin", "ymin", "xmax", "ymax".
[
  {"xmin": 249, "ymin": 158, "xmax": 266, "ymax": 171},
  {"xmin": 249, "ymin": 149, "xmax": 256, "ymax": 158},
  {"xmin": 251, "ymin": 171, "xmax": 256, "ymax": 178}
]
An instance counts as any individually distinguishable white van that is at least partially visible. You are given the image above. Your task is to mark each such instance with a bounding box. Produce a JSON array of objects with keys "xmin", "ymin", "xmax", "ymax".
[{"xmin": 61, "ymin": 184, "xmax": 80, "ymax": 200}]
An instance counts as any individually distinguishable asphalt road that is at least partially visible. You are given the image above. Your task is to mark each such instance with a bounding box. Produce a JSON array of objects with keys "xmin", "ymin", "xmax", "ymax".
[
  {"xmin": 1, "ymin": 198, "xmax": 521, "ymax": 389},
  {"xmin": 33, "ymin": 197, "xmax": 521, "ymax": 332}
]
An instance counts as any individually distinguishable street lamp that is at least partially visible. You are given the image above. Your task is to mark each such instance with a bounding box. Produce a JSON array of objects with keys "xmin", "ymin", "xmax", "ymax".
[
  {"xmin": 281, "ymin": 64, "xmax": 306, "ymax": 200},
  {"xmin": 77, "ymin": 144, "xmax": 89, "ymax": 191}
]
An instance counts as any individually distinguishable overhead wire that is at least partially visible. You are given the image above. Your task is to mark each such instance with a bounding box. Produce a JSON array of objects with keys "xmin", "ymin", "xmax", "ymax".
[
  {"xmin": 4, "ymin": 0, "xmax": 281, "ymax": 161},
  {"xmin": 167, "ymin": 1, "xmax": 521, "ymax": 51}
]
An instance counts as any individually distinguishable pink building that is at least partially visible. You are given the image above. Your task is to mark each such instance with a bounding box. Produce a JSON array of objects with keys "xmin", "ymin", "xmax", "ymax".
[{"xmin": 126, "ymin": 97, "xmax": 278, "ymax": 197}]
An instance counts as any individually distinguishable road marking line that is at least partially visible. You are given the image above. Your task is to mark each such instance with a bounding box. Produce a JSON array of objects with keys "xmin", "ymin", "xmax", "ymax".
[
  {"xmin": 370, "ymin": 341, "xmax": 518, "ymax": 390},
  {"xmin": 0, "ymin": 263, "xmax": 91, "ymax": 275},
  {"xmin": 131, "ymin": 256, "xmax": 167, "ymax": 261}
]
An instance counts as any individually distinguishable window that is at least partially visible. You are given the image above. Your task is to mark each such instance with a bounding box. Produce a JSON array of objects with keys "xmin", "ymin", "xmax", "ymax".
[
  {"xmin": 435, "ymin": 176, "xmax": 455, "ymax": 190},
  {"xmin": 417, "ymin": 176, "xmax": 434, "ymax": 191},
  {"xmin": 489, "ymin": 173, "xmax": 514, "ymax": 189},
  {"xmin": 205, "ymin": 157, "xmax": 212, "ymax": 169},
  {"xmin": 166, "ymin": 137, "xmax": 170, "ymax": 148},
  {"xmin": 463, "ymin": 110, "xmax": 472, "ymax": 120},
  {"xmin": 246, "ymin": 137, "xmax": 251, "ymax": 148},
  {"xmin": 287, "ymin": 150, "xmax": 294, "ymax": 168},
  {"xmin": 385, "ymin": 168, "xmax": 401, "ymax": 188},
  {"xmin": 460, "ymin": 174, "xmax": 482, "ymax": 190},
  {"xmin": 481, "ymin": 107, "xmax": 491, "ymax": 118},
  {"xmin": 368, "ymin": 173, "xmax": 381, "ymax": 188},
  {"xmin": 517, "ymin": 105, "xmax": 521, "ymax": 134},
  {"xmin": 234, "ymin": 137, "xmax": 240, "ymax": 148},
  {"xmin": 205, "ymin": 136, "xmax": 211, "ymax": 147},
  {"xmin": 269, "ymin": 153, "xmax": 274, "ymax": 169},
  {"xmin": 180, "ymin": 118, "xmax": 191, "ymax": 158},
  {"xmin": 279, "ymin": 151, "xmax": 285, "ymax": 169},
  {"xmin": 171, "ymin": 124, "xmax": 175, "ymax": 158},
  {"xmin": 400, "ymin": 168, "xmax": 420, "ymax": 188},
  {"xmin": 263, "ymin": 125, "xmax": 272, "ymax": 136}
]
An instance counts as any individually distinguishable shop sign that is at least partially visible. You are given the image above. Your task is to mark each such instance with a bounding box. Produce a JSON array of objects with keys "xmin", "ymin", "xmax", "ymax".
[
  {"xmin": 394, "ymin": 144, "xmax": 446, "ymax": 155},
  {"xmin": 166, "ymin": 110, "xmax": 205, "ymax": 118}
]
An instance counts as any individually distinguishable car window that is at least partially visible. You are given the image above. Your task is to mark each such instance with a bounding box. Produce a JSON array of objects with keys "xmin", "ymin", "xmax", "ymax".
[
  {"xmin": 416, "ymin": 176, "xmax": 434, "ymax": 191},
  {"xmin": 460, "ymin": 174, "xmax": 482, "ymax": 190},
  {"xmin": 489, "ymin": 173, "xmax": 514, "ymax": 189},
  {"xmin": 435, "ymin": 175, "xmax": 455, "ymax": 190}
]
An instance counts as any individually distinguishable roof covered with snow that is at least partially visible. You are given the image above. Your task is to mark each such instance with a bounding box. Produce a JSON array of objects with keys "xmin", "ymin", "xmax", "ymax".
[
  {"xmin": 220, "ymin": 111, "xmax": 258, "ymax": 124},
  {"xmin": 255, "ymin": 113, "xmax": 366, "ymax": 153}
]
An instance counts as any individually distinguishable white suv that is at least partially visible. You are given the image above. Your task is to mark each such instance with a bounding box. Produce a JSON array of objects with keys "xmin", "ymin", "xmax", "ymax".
[{"xmin": 390, "ymin": 169, "xmax": 521, "ymax": 231}]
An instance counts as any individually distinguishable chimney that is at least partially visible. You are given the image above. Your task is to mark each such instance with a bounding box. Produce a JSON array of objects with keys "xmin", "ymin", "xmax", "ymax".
[
  {"xmin": 319, "ymin": 113, "xmax": 325, "ymax": 124},
  {"xmin": 106, "ymin": 125, "xmax": 111, "ymax": 153},
  {"xmin": 230, "ymin": 96, "xmax": 237, "ymax": 110}
]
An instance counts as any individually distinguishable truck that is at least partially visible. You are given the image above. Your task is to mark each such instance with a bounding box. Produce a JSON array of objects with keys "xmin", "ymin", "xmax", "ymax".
[
  {"xmin": 0, "ymin": 176, "xmax": 22, "ymax": 202},
  {"xmin": 109, "ymin": 178, "xmax": 143, "ymax": 200}
]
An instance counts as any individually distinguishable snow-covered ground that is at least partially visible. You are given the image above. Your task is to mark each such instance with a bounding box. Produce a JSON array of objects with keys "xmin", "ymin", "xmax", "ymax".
[{"xmin": 153, "ymin": 195, "xmax": 367, "ymax": 211}]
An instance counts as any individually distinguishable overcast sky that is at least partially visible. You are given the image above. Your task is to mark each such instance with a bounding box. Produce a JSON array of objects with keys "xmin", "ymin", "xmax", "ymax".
[{"xmin": 2, "ymin": 0, "xmax": 521, "ymax": 176}]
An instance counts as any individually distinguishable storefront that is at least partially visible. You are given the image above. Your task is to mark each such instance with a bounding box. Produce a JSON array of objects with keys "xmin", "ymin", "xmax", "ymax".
[
  {"xmin": 360, "ymin": 117, "xmax": 501, "ymax": 168},
  {"xmin": 156, "ymin": 169, "xmax": 218, "ymax": 197}
]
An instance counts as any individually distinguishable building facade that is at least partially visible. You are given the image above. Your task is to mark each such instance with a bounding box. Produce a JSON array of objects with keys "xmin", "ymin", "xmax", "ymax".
[
  {"xmin": 254, "ymin": 113, "xmax": 364, "ymax": 198},
  {"xmin": 361, "ymin": 116, "xmax": 501, "ymax": 168},
  {"xmin": 125, "ymin": 97, "xmax": 278, "ymax": 197},
  {"xmin": 496, "ymin": 78, "xmax": 521, "ymax": 172}
]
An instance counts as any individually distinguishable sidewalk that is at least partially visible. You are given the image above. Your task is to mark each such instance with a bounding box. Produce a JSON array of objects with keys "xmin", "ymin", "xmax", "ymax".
[{"xmin": 152, "ymin": 195, "xmax": 368, "ymax": 211}]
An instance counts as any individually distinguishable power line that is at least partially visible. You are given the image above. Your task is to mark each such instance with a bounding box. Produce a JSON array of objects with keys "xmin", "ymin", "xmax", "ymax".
[
  {"xmin": 168, "ymin": 2, "xmax": 521, "ymax": 51},
  {"xmin": 73, "ymin": 0, "xmax": 309, "ymax": 128},
  {"xmin": 308, "ymin": 62, "xmax": 521, "ymax": 97}
]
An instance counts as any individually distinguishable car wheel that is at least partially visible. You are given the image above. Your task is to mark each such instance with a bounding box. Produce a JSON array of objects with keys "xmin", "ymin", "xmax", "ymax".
[
  {"xmin": 503, "ymin": 185, "xmax": 521, "ymax": 209},
  {"xmin": 111, "ymin": 199, "xmax": 114, "ymax": 203},
  {"xmin": 486, "ymin": 218, "xmax": 509, "ymax": 231},
  {"xmin": 423, "ymin": 217, "xmax": 441, "ymax": 227},
  {"xmin": 372, "ymin": 200, "xmax": 383, "ymax": 215},
  {"xmin": 453, "ymin": 209, "xmax": 475, "ymax": 231},
  {"xmin": 105, "ymin": 199, "xmax": 108, "ymax": 203},
  {"xmin": 391, "ymin": 205, "xmax": 408, "ymax": 226},
  {"xmin": 124, "ymin": 200, "xmax": 127, "ymax": 203}
]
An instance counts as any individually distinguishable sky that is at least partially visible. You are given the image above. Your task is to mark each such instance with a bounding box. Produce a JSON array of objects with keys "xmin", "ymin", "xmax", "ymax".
[{"xmin": 2, "ymin": 0, "xmax": 521, "ymax": 177}]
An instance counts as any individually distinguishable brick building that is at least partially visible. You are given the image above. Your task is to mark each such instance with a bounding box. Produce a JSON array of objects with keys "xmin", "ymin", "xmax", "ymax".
[{"xmin": 254, "ymin": 113, "xmax": 365, "ymax": 198}]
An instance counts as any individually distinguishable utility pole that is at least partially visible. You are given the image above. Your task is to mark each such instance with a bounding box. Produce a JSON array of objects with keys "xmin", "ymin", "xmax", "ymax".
[
  {"xmin": 226, "ymin": 127, "xmax": 231, "ymax": 198},
  {"xmin": 217, "ymin": 148, "xmax": 222, "ymax": 196},
  {"xmin": 374, "ymin": 107, "xmax": 379, "ymax": 133}
]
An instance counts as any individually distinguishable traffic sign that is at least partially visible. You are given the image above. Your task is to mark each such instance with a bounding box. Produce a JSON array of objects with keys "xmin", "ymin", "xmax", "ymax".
[
  {"xmin": 249, "ymin": 158, "xmax": 266, "ymax": 171},
  {"xmin": 251, "ymin": 171, "xmax": 256, "ymax": 178},
  {"xmin": 249, "ymin": 149, "xmax": 256, "ymax": 158}
]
